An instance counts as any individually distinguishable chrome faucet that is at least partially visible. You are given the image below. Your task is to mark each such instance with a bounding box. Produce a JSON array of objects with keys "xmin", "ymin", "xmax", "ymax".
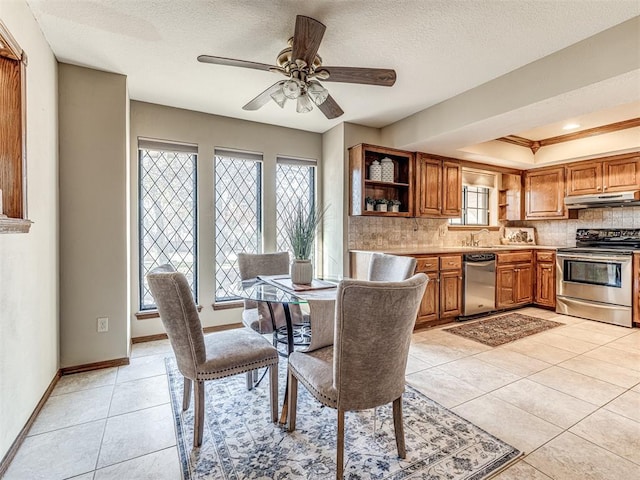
[{"xmin": 470, "ymin": 229, "xmax": 490, "ymax": 247}]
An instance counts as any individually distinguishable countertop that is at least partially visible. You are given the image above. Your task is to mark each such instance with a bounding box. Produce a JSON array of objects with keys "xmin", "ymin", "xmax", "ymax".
[{"xmin": 350, "ymin": 245, "xmax": 561, "ymax": 255}]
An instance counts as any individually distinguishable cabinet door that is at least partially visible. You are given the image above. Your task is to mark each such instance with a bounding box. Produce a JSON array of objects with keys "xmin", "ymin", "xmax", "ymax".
[
  {"xmin": 417, "ymin": 272, "xmax": 439, "ymax": 324},
  {"xmin": 439, "ymin": 270, "xmax": 462, "ymax": 318},
  {"xmin": 416, "ymin": 155, "xmax": 442, "ymax": 216},
  {"xmin": 441, "ymin": 161, "xmax": 462, "ymax": 217},
  {"xmin": 496, "ymin": 266, "xmax": 516, "ymax": 308},
  {"xmin": 535, "ymin": 262, "xmax": 556, "ymax": 308},
  {"xmin": 566, "ymin": 161, "xmax": 602, "ymax": 196},
  {"xmin": 604, "ymin": 156, "xmax": 640, "ymax": 193},
  {"xmin": 515, "ymin": 264, "xmax": 533, "ymax": 304},
  {"xmin": 525, "ymin": 167, "xmax": 566, "ymax": 219}
]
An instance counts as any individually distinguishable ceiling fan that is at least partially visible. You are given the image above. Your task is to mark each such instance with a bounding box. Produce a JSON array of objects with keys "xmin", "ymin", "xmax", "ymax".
[{"xmin": 197, "ymin": 15, "xmax": 396, "ymax": 119}]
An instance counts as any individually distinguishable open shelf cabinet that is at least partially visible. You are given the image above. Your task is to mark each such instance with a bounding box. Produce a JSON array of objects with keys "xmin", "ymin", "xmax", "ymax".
[{"xmin": 349, "ymin": 143, "xmax": 414, "ymax": 216}]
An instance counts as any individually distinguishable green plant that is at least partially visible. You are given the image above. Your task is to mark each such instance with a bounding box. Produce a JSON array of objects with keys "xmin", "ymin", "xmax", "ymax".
[
  {"xmin": 365, "ymin": 196, "xmax": 375, "ymax": 206},
  {"xmin": 284, "ymin": 201, "xmax": 327, "ymax": 260},
  {"xmin": 391, "ymin": 199, "xmax": 401, "ymax": 206},
  {"xmin": 375, "ymin": 198, "xmax": 388, "ymax": 205}
]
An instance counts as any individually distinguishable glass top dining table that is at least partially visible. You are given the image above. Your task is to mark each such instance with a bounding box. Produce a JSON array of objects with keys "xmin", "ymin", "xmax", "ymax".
[{"xmin": 233, "ymin": 276, "xmax": 338, "ymax": 424}]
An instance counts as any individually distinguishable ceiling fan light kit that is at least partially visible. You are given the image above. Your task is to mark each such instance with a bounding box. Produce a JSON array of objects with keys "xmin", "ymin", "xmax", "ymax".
[{"xmin": 197, "ymin": 15, "xmax": 396, "ymax": 119}]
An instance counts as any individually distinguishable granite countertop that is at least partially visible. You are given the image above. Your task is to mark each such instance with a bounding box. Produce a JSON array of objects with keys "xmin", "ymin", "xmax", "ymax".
[{"xmin": 350, "ymin": 245, "xmax": 561, "ymax": 255}]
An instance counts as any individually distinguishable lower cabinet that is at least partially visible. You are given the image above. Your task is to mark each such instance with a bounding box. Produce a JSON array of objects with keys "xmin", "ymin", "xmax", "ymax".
[
  {"xmin": 496, "ymin": 251, "xmax": 533, "ymax": 309},
  {"xmin": 534, "ymin": 250, "xmax": 556, "ymax": 308},
  {"xmin": 415, "ymin": 254, "xmax": 462, "ymax": 328}
]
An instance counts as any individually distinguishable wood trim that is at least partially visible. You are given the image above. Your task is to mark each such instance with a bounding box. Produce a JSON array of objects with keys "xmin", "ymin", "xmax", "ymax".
[
  {"xmin": 455, "ymin": 158, "xmax": 523, "ymax": 176},
  {"xmin": 540, "ymin": 118, "xmax": 640, "ymax": 147},
  {"xmin": 0, "ymin": 217, "xmax": 32, "ymax": 233},
  {"xmin": 60, "ymin": 357, "xmax": 130, "ymax": 375},
  {"xmin": 0, "ymin": 20, "xmax": 25, "ymax": 63},
  {"xmin": 0, "ymin": 370, "xmax": 61, "ymax": 477},
  {"xmin": 212, "ymin": 301, "xmax": 243, "ymax": 310},
  {"xmin": 131, "ymin": 323, "xmax": 243, "ymax": 344},
  {"xmin": 497, "ymin": 118, "xmax": 640, "ymax": 154}
]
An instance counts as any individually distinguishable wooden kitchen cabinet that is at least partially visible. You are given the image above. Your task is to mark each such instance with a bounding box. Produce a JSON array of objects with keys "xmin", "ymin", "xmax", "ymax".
[
  {"xmin": 496, "ymin": 251, "xmax": 533, "ymax": 308},
  {"xmin": 534, "ymin": 250, "xmax": 556, "ymax": 308},
  {"xmin": 349, "ymin": 143, "xmax": 414, "ymax": 216},
  {"xmin": 566, "ymin": 153, "xmax": 640, "ymax": 196},
  {"xmin": 416, "ymin": 153, "xmax": 462, "ymax": 218},
  {"xmin": 414, "ymin": 253, "xmax": 462, "ymax": 328},
  {"xmin": 524, "ymin": 166, "xmax": 567, "ymax": 219}
]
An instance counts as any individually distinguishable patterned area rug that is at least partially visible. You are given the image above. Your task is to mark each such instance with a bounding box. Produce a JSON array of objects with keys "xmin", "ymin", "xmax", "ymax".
[
  {"xmin": 445, "ymin": 313, "xmax": 564, "ymax": 347},
  {"xmin": 166, "ymin": 358, "xmax": 521, "ymax": 479}
]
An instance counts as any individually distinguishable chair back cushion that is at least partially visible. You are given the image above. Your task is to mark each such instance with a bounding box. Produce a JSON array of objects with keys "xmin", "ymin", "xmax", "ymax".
[
  {"xmin": 368, "ymin": 253, "xmax": 417, "ymax": 282},
  {"xmin": 333, "ymin": 273, "xmax": 428, "ymax": 410},
  {"xmin": 147, "ymin": 266, "xmax": 205, "ymax": 379},
  {"xmin": 237, "ymin": 252, "xmax": 303, "ymax": 332}
]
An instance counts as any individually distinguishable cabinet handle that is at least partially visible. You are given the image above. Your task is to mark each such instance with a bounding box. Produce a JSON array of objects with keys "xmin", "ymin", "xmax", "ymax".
[
  {"xmin": 596, "ymin": 186, "xmax": 601, "ymax": 191},
  {"xmin": 603, "ymin": 185, "xmax": 607, "ymax": 190}
]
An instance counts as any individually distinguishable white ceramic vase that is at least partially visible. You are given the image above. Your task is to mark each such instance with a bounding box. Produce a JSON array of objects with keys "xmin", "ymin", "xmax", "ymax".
[{"xmin": 291, "ymin": 259, "xmax": 313, "ymax": 285}]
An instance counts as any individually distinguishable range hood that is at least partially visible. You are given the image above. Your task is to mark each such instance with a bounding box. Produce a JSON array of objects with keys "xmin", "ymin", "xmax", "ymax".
[{"xmin": 564, "ymin": 190, "xmax": 640, "ymax": 209}]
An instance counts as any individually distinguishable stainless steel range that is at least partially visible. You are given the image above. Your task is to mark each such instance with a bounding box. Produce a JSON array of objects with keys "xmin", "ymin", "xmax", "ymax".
[{"xmin": 556, "ymin": 228, "xmax": 640, "ymax": 328}]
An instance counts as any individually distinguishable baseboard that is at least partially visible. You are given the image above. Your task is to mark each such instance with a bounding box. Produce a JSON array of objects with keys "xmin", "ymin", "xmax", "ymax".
[
  {"xmin": 0, "ymin": 370, "xmax": 61, "ymax": 477},
  {"xmin": 60, "ymin": 357, "xmax": 129, "ymax": 375},
  {"xmin": 131, "ymin": 323, "xmax": 243, "ymax": 344}
]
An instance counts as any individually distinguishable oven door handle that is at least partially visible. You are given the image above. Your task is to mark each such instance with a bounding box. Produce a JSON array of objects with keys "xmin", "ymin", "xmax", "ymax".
[
  {"xmin": 556, "ymin": 253, "xmax": 632, "ymax": 263},
  {"xmin": 557, "ymin": 295, "xmax": 632, "ymax": 309}
]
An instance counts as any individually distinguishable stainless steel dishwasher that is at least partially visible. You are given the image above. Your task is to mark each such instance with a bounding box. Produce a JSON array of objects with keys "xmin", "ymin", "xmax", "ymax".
[{"xmin": 462, "ymin": 253, "xmax": 496, "ymax": 317}]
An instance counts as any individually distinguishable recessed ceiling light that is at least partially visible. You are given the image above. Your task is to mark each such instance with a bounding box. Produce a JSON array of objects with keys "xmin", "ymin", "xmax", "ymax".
[{"xmin": 562, "ymin": 123, "xmax": 581, "ymax": 131}]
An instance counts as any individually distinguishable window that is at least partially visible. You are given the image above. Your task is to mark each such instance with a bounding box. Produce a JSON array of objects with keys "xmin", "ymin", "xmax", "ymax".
[
  {"xmin": 275, "ymin": 157, "xmax": 317, "ymax": 254},
  {"xmin": 450, "ymin": 186, "xmax": 491, "ymax": 225},
  {"xmin": 214, "ymin": 150, "xmax": 262, "ymax": 301},
  {"xmin": 138, "ymin": 140, "xmax": 198, "ymax": 310},
  {"xmin": 0, "ymin": 20, "xmax": 30, "ymax": 233}
]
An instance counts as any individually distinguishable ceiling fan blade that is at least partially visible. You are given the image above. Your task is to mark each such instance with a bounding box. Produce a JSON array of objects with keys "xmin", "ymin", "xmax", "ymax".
[
  {"xmin": 291, "ymin": 15, "xmax": 326, "ymax": 68},
  {"xmin": 197, "ymin": 55, "xmax": 275, "ymax": 72},
  {"xmin": 320, "ymin": 66, "xmax": 396, "ymax": 86},
  {"xmin": 317, "ymin": 94, "xmax": 344, "ymax": 119},
  {"xmin": 242, "ymin": 81, "xmax": 285, "ymax": 111}
]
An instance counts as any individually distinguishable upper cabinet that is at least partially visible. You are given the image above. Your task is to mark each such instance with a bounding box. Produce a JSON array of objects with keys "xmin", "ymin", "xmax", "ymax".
[
  {"xmin": 349, "ymin": 144, "xmax": 414, "ymax": 216},
  {"xmin": 566, "ymin": 153, "xmax": 640, "ymax": 196},
  {"xmin": 524, "ymin": 166, "xmax": 567, "ymax": 219},
  {"xmin": 416, "ymin": 153, "xmax": 462, "ymax": 217}
]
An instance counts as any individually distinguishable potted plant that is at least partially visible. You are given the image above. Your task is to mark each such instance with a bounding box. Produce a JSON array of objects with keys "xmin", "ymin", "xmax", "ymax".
[
  {"xmin": 390, "ymin": 199, "xmax": 401, "ymax": 212},
  {"xmin": 365, "ymin": 197, "xmax": 375, "ymax": 211},
  {"xmin": 284, "ymin": 201, "xmax": 326, "ymax": 284},
  {"xmin": 375, "ymin": 198, "xmax": 388, "ymax": 212}
]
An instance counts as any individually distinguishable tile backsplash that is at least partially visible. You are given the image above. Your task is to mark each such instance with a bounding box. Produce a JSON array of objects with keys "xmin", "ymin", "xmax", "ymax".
[{"xmin": 348, "ymin": 206, "xmax": 640, "ymax": 251}]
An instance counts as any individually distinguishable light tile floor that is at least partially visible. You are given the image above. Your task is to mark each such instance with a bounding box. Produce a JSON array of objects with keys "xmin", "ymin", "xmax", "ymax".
[{"xmin": 4, "ymin": 307, "xmax": 640, "ymax": 479}]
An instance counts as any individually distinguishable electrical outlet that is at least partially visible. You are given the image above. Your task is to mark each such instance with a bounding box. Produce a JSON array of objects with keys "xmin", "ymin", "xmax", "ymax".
[{"xmin": 97, "ymin": 317, "xmax": 109, "ymax": 333}]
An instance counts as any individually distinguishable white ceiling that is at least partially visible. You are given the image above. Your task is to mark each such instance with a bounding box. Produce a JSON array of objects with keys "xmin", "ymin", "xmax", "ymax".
[{"xmin": 26, "ymin": 0, "xmax": 640, "ymax": 140}]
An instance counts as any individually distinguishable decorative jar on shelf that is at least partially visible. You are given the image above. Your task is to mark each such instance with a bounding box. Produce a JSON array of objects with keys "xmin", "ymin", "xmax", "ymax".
[
  {"xmin": 390, "ymin": 201, "xmax": 401, "ymax": 212},
  {"xmin": 369, "ymin": 160, "xmax": 382, "ymax": 181},
  {"xmin": 381, "ymin": 157, "xmax": 394, "ymax": 182}
]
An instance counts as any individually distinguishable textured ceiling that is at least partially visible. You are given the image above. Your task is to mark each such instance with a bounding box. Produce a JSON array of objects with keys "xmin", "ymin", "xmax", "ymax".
[{"xmin": 26, "ymin": 0, "xmax": 640, "ymax": 136}]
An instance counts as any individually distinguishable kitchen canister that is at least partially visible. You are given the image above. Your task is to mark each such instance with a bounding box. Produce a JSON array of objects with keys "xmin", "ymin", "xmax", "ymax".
[
  {"xmin": 369, "ymin": 160, "xmax": 382, "ymax": 181},
  {"xmin": 381, "ymin": 157, "xmax": 394, "ymax": 182}
]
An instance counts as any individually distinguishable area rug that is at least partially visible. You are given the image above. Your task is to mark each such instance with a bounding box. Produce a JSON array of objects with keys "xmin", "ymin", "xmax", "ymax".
[
  {"xmin": 445, "ymin": 313, "xmax": 564, "ymax": 347},
  {"xmin": 166, "ymin": 358, "xmax": 521, "ymax": 479}
]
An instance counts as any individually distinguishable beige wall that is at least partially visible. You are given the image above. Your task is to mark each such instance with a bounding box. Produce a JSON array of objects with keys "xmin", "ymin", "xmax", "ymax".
[
  {"xmin": 58, "ymin": 64, "xmax": 129, "ymax": 367},
  {"xmin": 0, "ymin": 0, "xmax": 59, "ymax": 461},
  {"xmin": 129, "ymin": 101, "xmax": 322, "ymax": 338}
]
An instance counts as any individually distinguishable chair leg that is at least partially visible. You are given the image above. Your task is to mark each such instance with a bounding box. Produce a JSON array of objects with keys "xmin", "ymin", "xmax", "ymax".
[
  {"xmin": 269, "ymin": 364, "xmax": 278, "ymax": 423},
  {"xmin": 287, "ymin": 370, "xmax": 298, "ymax": 432},
  {"xmin": 336, "ymin": 409, "xmax": 345, "ymax": 480},
  {"xmin": 392, "ymin": 396, "xmax": 406, "ymax": 458},
  {"xmin": 246, "ymin": 371, "xmax": 253, "ymax": 391},
  {"xmin": 253, "ymin": 368, "xmax": 259, "ymax": 383},
  {"xmin": 193, "ymin": 380, "xmax": 205, "ymax": 448},
  {"xmin": 182, "ymin": 377, "xmax": 192, "ymax": 411}
]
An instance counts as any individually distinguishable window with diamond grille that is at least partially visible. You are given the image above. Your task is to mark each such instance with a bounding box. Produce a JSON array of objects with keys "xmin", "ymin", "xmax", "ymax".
[
  {"xmin": 214, "ymin": 149, "xmax": 263, "ymax": 301},
  {"xmin": 276, "ymin": 157, "xmax": 317, "ymax": 255},
  {"xmin": 138, "ymin": 140, "xmax": 198, "ymax": 310}
]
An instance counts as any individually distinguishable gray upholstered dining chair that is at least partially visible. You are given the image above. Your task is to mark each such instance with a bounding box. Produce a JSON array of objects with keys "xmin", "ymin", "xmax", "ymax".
[
  {"xmin": 237, "ymin": 252, "xmax": 304, "ymax": 334},
  {"xmin": 368, "ymin": 253, "xmax": 417, "ymax": 281},
  {"xmin": 147, "ymin": 265, "xmax": 279, "ymax": 448},
  {"xmin": 286, "ymin": 274, "xmax": 428, "ymax": 479}
]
